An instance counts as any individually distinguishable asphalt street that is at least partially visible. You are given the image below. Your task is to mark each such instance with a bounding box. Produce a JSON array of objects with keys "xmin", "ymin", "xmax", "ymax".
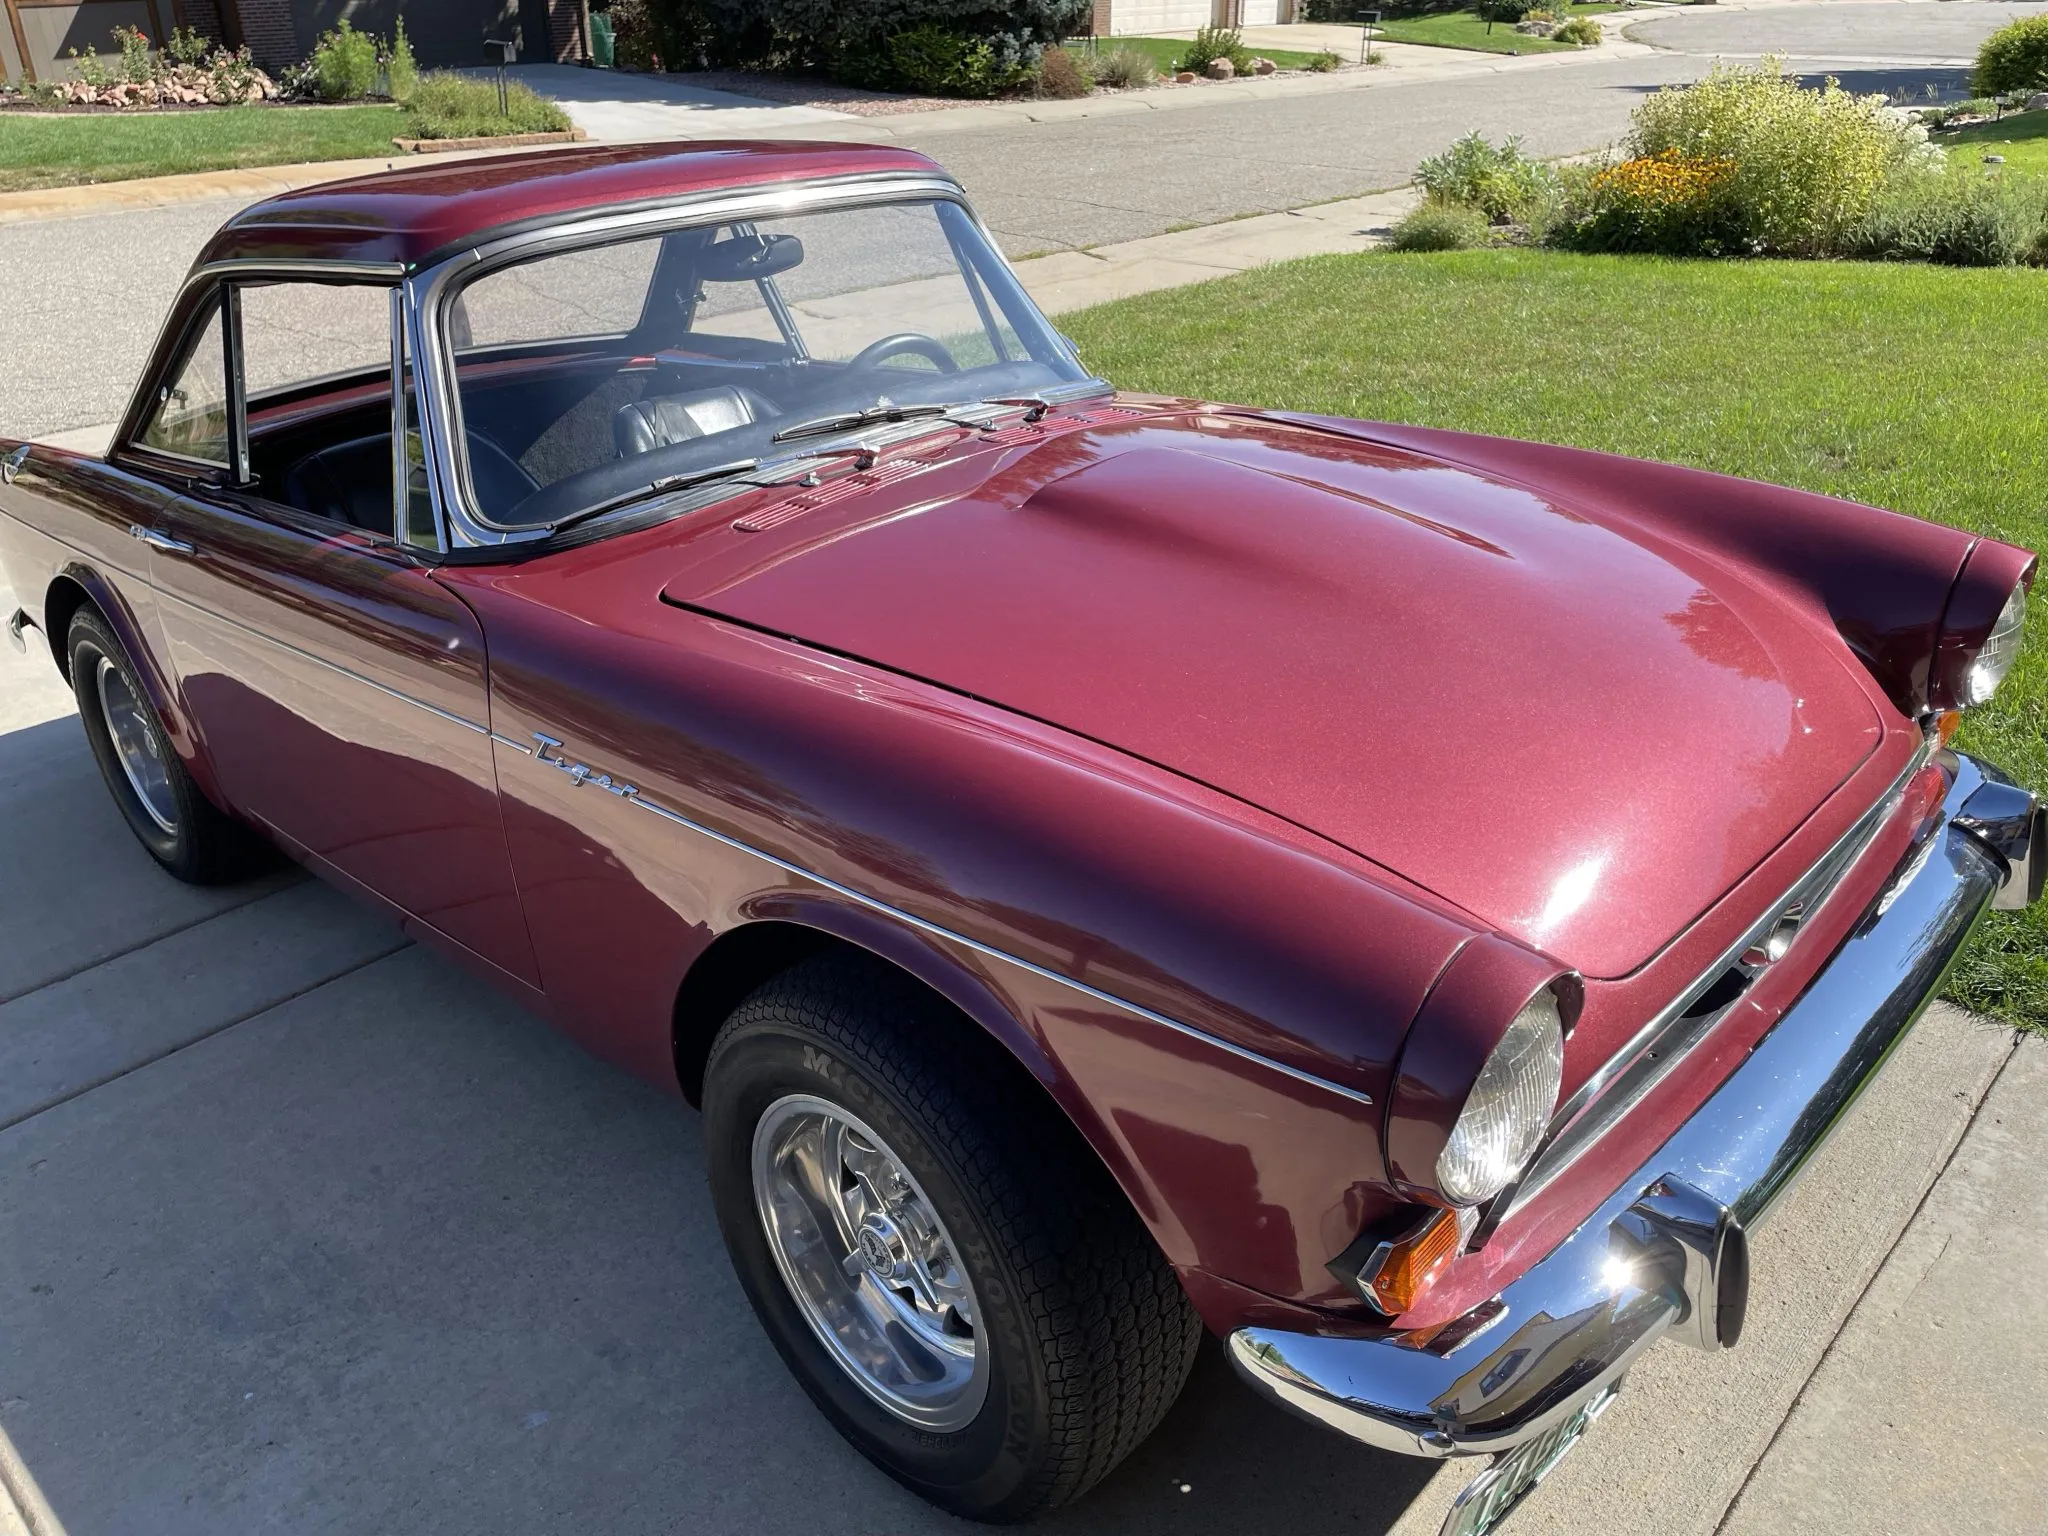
[{"xmin": 5, "ymin": 1, "xmax": 2043, "ymax": 442}]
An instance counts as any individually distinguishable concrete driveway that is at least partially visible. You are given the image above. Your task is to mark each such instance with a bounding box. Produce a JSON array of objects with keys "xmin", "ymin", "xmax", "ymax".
[{"xmin": 3, "ymin": 554, "xmax": 2045, "ymax": 1534}]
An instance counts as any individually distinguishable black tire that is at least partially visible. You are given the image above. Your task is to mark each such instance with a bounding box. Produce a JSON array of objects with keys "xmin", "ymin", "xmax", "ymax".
[
  {"xmin": 68, "ymin": 607, "xmax": 271, "ymax": 885},
  {"xmin": 703, "ymin": 951, "xmax": 1201, "ymax": 1522}
]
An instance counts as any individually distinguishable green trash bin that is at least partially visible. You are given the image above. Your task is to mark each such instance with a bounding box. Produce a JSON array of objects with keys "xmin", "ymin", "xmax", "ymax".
[{"xmin": 589, "ymin": 10, "xmax": 615, "ymax": 67}]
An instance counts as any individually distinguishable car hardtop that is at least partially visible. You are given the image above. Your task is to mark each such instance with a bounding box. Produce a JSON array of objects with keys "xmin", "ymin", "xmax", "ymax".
[{"xmin": 195, "ymin": 140, "xmax": 953, "ymax": 273}]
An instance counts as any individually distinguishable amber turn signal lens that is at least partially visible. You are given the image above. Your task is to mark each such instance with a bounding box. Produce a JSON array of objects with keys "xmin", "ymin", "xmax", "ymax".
[
  {"xmin": 1934, "ymin": 710, "xmax": 1963, "ymax": 747},
  {"xmin": 1364, "ymin": 1209, "xmax": 1462, "ymax": 1316}
]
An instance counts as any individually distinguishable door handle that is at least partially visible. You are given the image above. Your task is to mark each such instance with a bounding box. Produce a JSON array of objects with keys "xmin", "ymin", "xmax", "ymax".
[{"xmin": 128, "ymin": 524, "xmax": 196, "ymax": 557}]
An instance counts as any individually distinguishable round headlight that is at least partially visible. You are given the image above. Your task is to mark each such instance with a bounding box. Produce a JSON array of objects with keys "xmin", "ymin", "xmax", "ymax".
[
  {"xmin": 1435, "ymin": 991, "xmax": 1565, "ymax": 1206},
  {"xmin": 1959, "ymin": 580, "xmax": 2028, "ymax": 707}
]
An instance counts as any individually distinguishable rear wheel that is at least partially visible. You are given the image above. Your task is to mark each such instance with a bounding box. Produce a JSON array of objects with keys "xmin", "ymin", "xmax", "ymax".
[
  {"xmin": 68, "ymin": 607, "xmax": 270, "ymax": 884},
  {"xmin": 702, "ymin": 952, "xmax": 1201, "ymax": 1521}
]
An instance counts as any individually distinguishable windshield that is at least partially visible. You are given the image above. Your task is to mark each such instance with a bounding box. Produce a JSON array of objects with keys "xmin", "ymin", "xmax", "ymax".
[{"xmin": 440, "ymin": 196, "xmax": 1091, "ymax": 532}]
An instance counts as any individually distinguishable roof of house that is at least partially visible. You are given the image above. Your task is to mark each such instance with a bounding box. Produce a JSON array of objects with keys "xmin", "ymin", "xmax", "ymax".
[{"xmin": 195, "ymin": 141, "xmax": 952, "ymax": 272}]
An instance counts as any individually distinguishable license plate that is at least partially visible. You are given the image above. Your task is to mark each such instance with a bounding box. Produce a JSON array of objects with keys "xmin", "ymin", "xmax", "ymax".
[{"xmin": 1437, "ymin": 1385, "xmax": 1618, "ymax": 1536}]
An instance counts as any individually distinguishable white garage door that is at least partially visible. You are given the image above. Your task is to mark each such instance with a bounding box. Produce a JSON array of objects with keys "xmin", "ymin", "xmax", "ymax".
[
  {"xmin": 1111, "ymin": 0, "xmax": 1215, "ymax": 33},
  {"xmin": 1242, "ymin": 0, "xmax": 1281, "ymax": 22}
]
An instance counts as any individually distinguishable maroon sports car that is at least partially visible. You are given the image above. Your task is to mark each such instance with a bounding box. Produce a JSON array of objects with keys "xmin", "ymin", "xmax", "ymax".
[{"xmin": 1, "ymin": 143, "xmax": 2040, "ymax": 1534}]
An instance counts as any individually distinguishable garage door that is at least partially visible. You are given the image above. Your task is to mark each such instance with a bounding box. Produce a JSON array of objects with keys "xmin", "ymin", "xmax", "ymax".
[
  {"xmin": 1112, "ymin": 0, "xmax": 1214, "ymax": 33},
  {"xmin": 1242, "ymin": 0, "xmax": 1281, "ymax": 22}
]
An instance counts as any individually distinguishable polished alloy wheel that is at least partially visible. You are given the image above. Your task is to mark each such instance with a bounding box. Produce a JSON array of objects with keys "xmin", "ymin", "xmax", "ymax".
[
  {"xmin": 95, "ymin": 656, "xmax": 177, "ymax": 834},
  {"xmin": 751, "ymin": 1094, "xmax": 987, "ymax": 1431}
]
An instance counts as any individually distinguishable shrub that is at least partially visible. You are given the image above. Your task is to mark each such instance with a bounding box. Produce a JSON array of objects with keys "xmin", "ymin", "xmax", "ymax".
[
  {"xmin": 208, "ymin": 44, "xmax": 262, "ymax": 103},
  {"xmin": 65, "ymin": 46, "xmax": 114, "ymax": 90},
  {"xmin": 1306, "ymin": 49, "xmax": 1341, "ymax": 73},
  {"xmin": 310, "ymin": 18, "xmax": 379, "ymax": 101},
  {"xmin": 1552, "ymin": 17, "xmax": 1601, "ymax": 46},
  {"xmin": 1477, "ymin": 0, "xmax": 1534, "ymax": 30},
  {"xmin": 702, "ymin": 0, "xmax": 1086, "ymax": 79},
  {"xmin": 1625, "ymin": 58, "xmax": 1931, "ymax": 255},
  {"xmin": 407, "ymin": 71, "xmax": 572, "ymax": 137},
  {"xmin": 1523, "ymin": 7, "xmax": 1562, "ymax": 24},
  {"xmin": 1415, "ymin": 130, "xmax": 1560, "ymax": 222},
  {"xmin": 1177, "ymin": 25, "xmax": 1251, "ymax": 76},
  {"xmin": 613, "ymin": 0, "xmax": 666, "ymax": 70},
  {"xmin": 1551, "ymin": 148, "xmax": 1743, "ymax": 255},
  {"xmin": 1975, "ymin": 15, "xmax": 2048, "ymax": 98},
  {"xmin": 1039, "ymin": 45, "xmax": 1093, "ymax": 98},
  {"xmin": 166, "ymin": 25, "xmax": 210, "ymax": 67},
  {"xmin": 871, "ymin": 23, "xmax": 1023, "ymax": 95},
  {"xmin": 386, "ymin": 16, "xmax": 419, "ymax": 102},
  {"xmin": 111, "ymin": 24, "xmax": 157, "ymax": 83},
  {"xmin": 1851, "ymin": 162, "xmax": 2048, "ymax": 266},
  {"xmin": 1388, "ymin": 203, "xmax": 1492, "ymax": 251},
  {"xmin": 1094, "ymin": 45, "xmax": 1157, "ymax": 89}
]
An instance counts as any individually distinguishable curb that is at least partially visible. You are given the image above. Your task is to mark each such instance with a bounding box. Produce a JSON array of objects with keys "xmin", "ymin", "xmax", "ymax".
[{"xmin": 391, "ymin": 128, "xmax": 587, "ymax": 153}]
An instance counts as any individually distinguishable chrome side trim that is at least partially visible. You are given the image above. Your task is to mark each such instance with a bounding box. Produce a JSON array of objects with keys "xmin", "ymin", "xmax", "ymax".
[
  {"xmin": 1228, "ymin": 753, "xmax": 2008, "ymax": 1460},
  {"xmin": 500, "ymin": 740, "xmax": 1371, "ymax": 1107},
  {"xmin": 1490, "ymin": 738, "xmax": 1936, "ymax": 1225}
]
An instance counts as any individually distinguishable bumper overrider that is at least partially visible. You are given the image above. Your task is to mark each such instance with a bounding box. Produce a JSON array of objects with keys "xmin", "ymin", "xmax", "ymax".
[{"xmin": 1230, "ymin": 751, "xmax": 2042, "ymax": 1461}]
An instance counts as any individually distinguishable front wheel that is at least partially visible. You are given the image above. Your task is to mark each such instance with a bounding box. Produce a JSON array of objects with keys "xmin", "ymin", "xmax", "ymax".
[
  {"xmin": 68, "ymin": 607, "xmax": 271, "ymax": 885},
  {"xmin": 703, "ymin": 953, "xmax": 1201, "ymax": 1521}
]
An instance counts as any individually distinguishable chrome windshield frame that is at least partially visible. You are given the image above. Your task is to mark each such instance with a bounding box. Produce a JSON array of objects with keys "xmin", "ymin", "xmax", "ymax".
[{"xmin": 406, "ymin": 172, "xmax": 1090, "ymax": 553}]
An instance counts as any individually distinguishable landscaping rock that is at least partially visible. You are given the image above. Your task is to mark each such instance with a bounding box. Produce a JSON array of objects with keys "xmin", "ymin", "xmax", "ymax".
[
  {"xmin": 1252, "ymin": 57, "xmax": 1276, "ymax": 75},
  {"xmin": 1204, "ymin": 57, "xmax": 1235, "ymax": 80},
  {"xmin": 1175, "ymin": 69, "xmax": 1196, "ymax": 83},
  {"xmin": 2028, "ymin": 92, "xmax": 2048, "ymax": 111}
]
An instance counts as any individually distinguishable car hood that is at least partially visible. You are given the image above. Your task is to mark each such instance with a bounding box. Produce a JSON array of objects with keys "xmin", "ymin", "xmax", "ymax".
[{"xmin": 662, "ymin": 410, "xmax": 1883, "ymax": 976}]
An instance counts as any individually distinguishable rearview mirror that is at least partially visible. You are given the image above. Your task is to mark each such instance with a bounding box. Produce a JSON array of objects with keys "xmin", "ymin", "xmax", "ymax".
[{"xmin": 698, "ymin": 233, "xmax": 804, "ymax": 282}]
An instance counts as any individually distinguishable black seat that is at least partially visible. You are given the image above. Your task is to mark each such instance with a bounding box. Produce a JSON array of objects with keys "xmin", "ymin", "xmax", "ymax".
[
  {"xmin": 613, "ymin": 386, "xmax": 767, "ymax": 457},
  {"xmin": 281, "ymin": 432, "xmax": 538, "ymax": 533}
]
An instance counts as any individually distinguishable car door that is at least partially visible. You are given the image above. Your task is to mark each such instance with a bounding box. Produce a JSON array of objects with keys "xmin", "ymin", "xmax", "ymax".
[{"xmin": 126, "ymin": 275, "xmax": 540, "ymax": 988}]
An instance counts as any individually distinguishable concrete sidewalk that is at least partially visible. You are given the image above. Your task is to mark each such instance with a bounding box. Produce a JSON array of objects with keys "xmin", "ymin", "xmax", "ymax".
[{"xmin": 3, "ymin": 552, "xmax": 2045, "ymax": 1535}]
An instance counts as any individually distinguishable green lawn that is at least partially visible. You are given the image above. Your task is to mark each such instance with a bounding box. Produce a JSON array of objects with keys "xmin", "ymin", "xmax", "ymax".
[
  {"xmin": 0, "ymin": 105, "xmax": 408, "ymax": 192},
  {"xmin": 1070, "ymin": 35, "xmax": 1332, "ymax": 72},
  {"xmin": 1938, "ymin": 108, "xmax": 2048, "ymax": 178},
  {"xmin": 1374, "ymin": 4, "xmax": 1621, "ymax": 56},
  {"xmin": 1063, "ymin": 249, "xmax": 2048, "ymax": 1030}
]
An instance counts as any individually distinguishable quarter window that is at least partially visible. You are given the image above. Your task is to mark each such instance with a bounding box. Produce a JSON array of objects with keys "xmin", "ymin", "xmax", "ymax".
[
  {"xmin": 237, "ymin": 281, "xmax": 395, "ymax": 402},
  {"xmin": 139, "ymin": 302, "xmax": 229, "ymax": 464}
]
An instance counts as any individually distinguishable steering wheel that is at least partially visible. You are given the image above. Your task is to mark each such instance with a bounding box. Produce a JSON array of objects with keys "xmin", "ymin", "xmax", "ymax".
[{"xmin": 844, "ymin": 332, "xmax": 959, "ymax": 375}]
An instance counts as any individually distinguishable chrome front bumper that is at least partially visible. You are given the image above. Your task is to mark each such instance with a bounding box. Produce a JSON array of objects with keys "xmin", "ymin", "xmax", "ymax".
[{"xmin": 1230, "ymin": 751, "xmax": 2039, "ymax": 1460}]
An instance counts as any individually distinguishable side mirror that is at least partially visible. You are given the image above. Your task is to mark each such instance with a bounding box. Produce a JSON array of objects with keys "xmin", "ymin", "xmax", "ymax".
[{"xmin": 698, "ymin": 233, "xmax": 804, "ymax": 282}]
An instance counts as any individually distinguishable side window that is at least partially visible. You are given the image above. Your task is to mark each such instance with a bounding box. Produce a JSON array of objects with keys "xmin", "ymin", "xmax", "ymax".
[
  {"xmin": 233, "ymin": 281, "xmax": 403, "ymax": 542},
  {"xmin": 139, "ymin": 302, "xmax": 229, "ymax": 464},
  {"xmin": 238, "ymin": 281, "xmax": 394, "ymax": 401}
]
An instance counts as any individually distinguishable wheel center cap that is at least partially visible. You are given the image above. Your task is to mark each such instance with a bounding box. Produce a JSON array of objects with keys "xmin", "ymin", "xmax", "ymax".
[{"xmin": 855, "ymin": 1216, "xmax": 904, "ymax": 1276}]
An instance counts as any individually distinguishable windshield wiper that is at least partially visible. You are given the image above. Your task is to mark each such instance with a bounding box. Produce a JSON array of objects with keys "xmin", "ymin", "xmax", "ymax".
[
  {"xmin": 545, "ymin": 457, "xmax": 760, "ymax": 535},
  {"xmin": 769, "ymin": 402, "xmax": 953, "ymax": 445}
]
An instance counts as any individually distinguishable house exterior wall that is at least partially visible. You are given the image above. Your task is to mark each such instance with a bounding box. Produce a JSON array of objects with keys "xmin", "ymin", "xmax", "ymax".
[{"xmin": 10, "ymin": 0, "xmax": 158, "ymax": 80}]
